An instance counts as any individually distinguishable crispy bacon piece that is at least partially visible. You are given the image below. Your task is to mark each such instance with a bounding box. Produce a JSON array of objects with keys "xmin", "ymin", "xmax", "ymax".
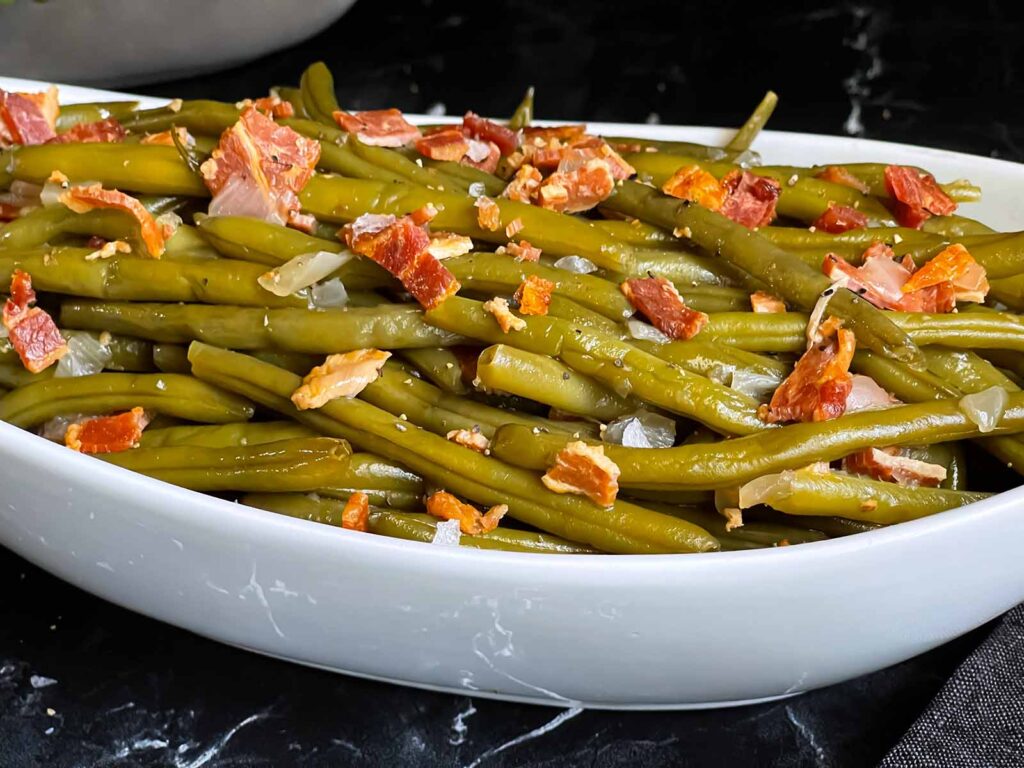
[
  {"xmin": 0, "ymin": 202, "xmax": 22, "ymax": 221},
  {"xmin": 661, "ymin": 164, "xmax": 728, "ymax": 210},
  {"xmin": 342, "ymin": 214, "xmax": 461, "ymax": 309},
  {"xmin": 446, "ymin": 428, "xmax": 490, "ymax": 454},
  {"xmin": 50, "ymin": 118, "xmax": 126, "ymax": 145},
  {"xmin": 514, "ymin": 275, "xmax": 555, "ymax": 316},
  {"xmin": 536, "ymin": 158, "xmax": 616, "ymax": 213},
  {"xmin": 201, "ymin": 107, "xmax": 320, "ymax": 229},
  {"xmin": 462, "ymin": 138, "xmax": 501, "ymax": 174},
  {"xmin": 505, "ymin": 239, "xmax": 541, "ymax": 261},
  {"xmin": 475, "ymin": 196, "xmax": 501, "ymax": 231},
  {"xmin": 523, "ymin": 124, "xmax": 588, "ymax": 147},
  {"xmin": 621, "ymin": 277, "xmax": 708, "ymax": 340},
  {"xmin": 2, "ymin": 270, "xmax": 67, "ymax": 373},
  {"xmin": 823, "ymin": 244, "xmax": 959, "ymax": 313},
  {"xmin": 248, "ymin": 95, "xmax": 295, "ymax": 119},
  {"xmin": 762, "ymin": 316, "xmax": 855, "ymax": 423},
  {"xmin": 60, "ymin": 184, "xmax": 166, "ymax": 258},
  {"xmin": 290, "ymin": 349, "xmax": 391, "ymax": 410},
  {"xmin": 415, "ymin": 128, "xmax": 470, "ymax": 162},
  {"xmin": 814, "ymin": 165, "xmax": 870, "ymax": 193},
  {"xmin": 463, "ymin": 112, "xmax": 519, "ymax": 156},
  {"xmin": 884, "ymin": 165, "xmax": 957, "ymax": 229},
  {"xmin": 503, "ymin": 164, "xmax": 543, "ymax": 203},
  {"xmin": 813, "ymin": 202, "xmax": 869, "ymax": 233},
  {"xmin": 140, "ymin": 127, "xmax": 194, "ymax": 147},
  {"xmin": 341, "ymin": 491, "xmax": 370, "ymax": 532},
  {"xmin": 901, "ymin": 243, "xmax": 989, "ymax": 303},
  {"xmin": 332, "ymin": 108, "xmax": 421, "ymax": 147},
  {"xmin": 844, "ymin": 447, "xmax": 947, "ymax": 487},
  {"xmin": 750, "ymin": 291, "xmax": 786, "ymax": 313},
  {"xmin": 720, "ymin": 170, "xmax": 781, "ymax": 228},
  {"xmin": 65, "ymin": 407, "xmax": 149, "ymax": 454},
  {"xmin": 426, "ymin": 491, "xmax": 508, "ymax": 535},
  {"xmin": 483, "ymin": 296, "xmax": 526, "ymax": 333},
  {"xmin": 0, "ymin": 87, "xmax": 58, "ymax": 146},
  {"xmin": 541, "ymin": 441, "xmax": 620, "ymax": 507},
  {"xmin": 556, "ymin": 137, "xmax": 634, "ymax": 180}
]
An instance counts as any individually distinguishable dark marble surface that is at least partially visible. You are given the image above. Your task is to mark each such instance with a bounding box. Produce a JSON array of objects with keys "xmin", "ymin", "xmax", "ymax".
[{"xmin": 2, "ymin": 0, "xmax": 1023, "ymax": 765}]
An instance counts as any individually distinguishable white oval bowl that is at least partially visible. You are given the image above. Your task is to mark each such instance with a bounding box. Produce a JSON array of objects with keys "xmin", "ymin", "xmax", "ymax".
[{"xmin": 1, "ymin": 78, "xmax": 1022, "ymax": 710}]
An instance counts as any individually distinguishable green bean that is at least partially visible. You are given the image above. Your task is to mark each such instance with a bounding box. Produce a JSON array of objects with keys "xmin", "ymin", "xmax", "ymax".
[
  {"xmin": 641, "ymin": 502, "xmax": 828, "ymax": 549},
  {"xmin": 745, "ymin": 508, "xmax": 882, "ymax": 538},
  {"xmin": 725, "ymin": 90, "xmax": 778, "ymax": 154},
  {"xmin": 56, "ymin": 101, "xmax": 140, "ymax": 133},
  {"xmin": 399, "ymin": 348, "xmax": 470, "ymax": 394},
  {"xmin": 197, "ymin": 214, "xmax": 337, "ymax": 262},
  {"xmin": 921, "ymin": 215, "xmax": 995, "ymax": 238},
  {"xmin": 120, "ymin": 100, "xmax": 238, "ymax": 136},
  {"xmin": 139, "ymin": 420, "xmax": 317, "ymax": 448},
  {"xmin": 755, "ymin": 163, "xmax": 982, "ymax": 204},
  {"xmin": 591, "ymin": 219, "xmax": 680, "ymax": 248},
  {"xmin": 490, "ymin": 387, "xmax": 1024, "ymax": 490},
  {"xmin": 545, "ymin": 295, "xmax": 623, "ymax": 336},
  {"xmin": 281, "ymin": 118, "xmax": 410, "ymax": 183},
  {"xmin": 59, "ymin": 301, "xmax": 467, "ymax": 353},
  {"xmin": 600, "ymin": 136, "xmax": 728, "ymax": 161},
  {"xmin": 273, "ymin": 86, "xmax": 310, "ymax": 119},
  {"xmin": 346, "ymin": 134, "xmax": 471, "ymax": 192},
  {"xmin": 371, "ymin": 511, "xmax": 600, "ymax": 553},
  {"xmin": 508, "ymin": 87, "xmax": 534, "ymax": 130},
  {"xmin": 606, "ymin": 180, "xmax": 924, "ymax": 366},
  {"xmin": 476, "ymin": 344, "xmax": 634, "ymax": 421},
  {"xmin": 319, "ymin": 452, "xmax": 424, "ymax": 495},
  {"xmin": 739, "ymin": 467, "xmax": 989, "ymax": 525},
  {"xmin": 300, "ymin": 61, "xmax": 343, "ymax": 126},
  {"xmin": 904, "ymin": 442, "xmax": 967, "ymax": 491},
  {"xmin": 633, "ymin": 337, "xmax": 790, "ymax": 381},
  {"xmin": 988, "ymin": 273, "xmax": 1024, "ymax": 311},
  {"xmin": 187, "ymin": 342, "xmax": 719, "ymax": 554},
  {"xmin": 249, "ymin": 350, "xmax": 320, "ymax": 375},
  {"xmin": 758, "ymin": 225, "xmax": 937, "ymax": 256},
  {"xmin": 0, "ymin": 372, "xmax": 254, "ymax": 428},
  {"xmin": 152, "ymin": 343, "xmax": 190, "ymax": 374},
  {"xmin": 0, "ymin": 248, "xmax": 305, "ymax": 307},
  {"xmin": 0, "ymin": 330, "xmax": 152, "ymax": 376},
  {"xmin": 422, "ymin": 159, "xmax": 506, "ymax": 196},
  {"xmin": 426, "ymin": 296, "xmax": 766, "ymax": 435},
  {"xmin": 102, "ymin": 437, "xmax": 350, "ymax": 492},
  {"xmin": 0, "ymin": 362, "xmax": 44, "ymax": 389},
  {"xmin": 922, "ymin": 348, "xmax": 1020, "ymax": 394}
]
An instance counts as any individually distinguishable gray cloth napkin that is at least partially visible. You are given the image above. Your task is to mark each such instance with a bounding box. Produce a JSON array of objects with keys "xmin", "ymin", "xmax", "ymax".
[{"xmin": 880, "ymin": 604, "xmax": 1024, "ymax": 767}]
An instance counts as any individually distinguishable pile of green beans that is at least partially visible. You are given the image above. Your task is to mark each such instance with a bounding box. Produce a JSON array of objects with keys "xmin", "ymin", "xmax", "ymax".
[{"xmin": 1, "ymin": 63, "xmax": 1021, "ymax": 556}]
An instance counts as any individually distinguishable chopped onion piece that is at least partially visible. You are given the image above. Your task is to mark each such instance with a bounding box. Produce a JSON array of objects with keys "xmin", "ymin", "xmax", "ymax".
[
  {"xmin": 553, "ymin": 255, "xmax": 598, "ymax": 274},
  {"xmin": 309, "ymin": 278, "xmax": 349, "ymax": 308},
  {"xmin": 729, "ymin": 369, "xmax": 782, "ymax": 402},
  {"xmin": 626, "ymin": 318, "xmax": 670, "ymax": 344},
  {"xmin": 806, "ymin": 287, "xmax": 837, "ymax": 346},
  {"xmin": 155, "ymin": 211, "xmax": 183, "ymax": 238},
  {"xmin": 468, "ymin": 182, "xmax": 487, "ymax": 198},
  {"xmin": 40, "ymin": 180, "xmax": 68, "ymax": 208},
  {"xmin": 846, "ymin": 374, "xmax": 899, "ymax": 412},
  {"xmin": 207, "ymin": 174, "xmax": 284, "ymax": 224},
  {"xmin": 349, "ymin": 213, "xmax": 396, "ymax": 239},
  {"xmin": 959, "ymin": 386, "xmax": 1008, "ymax": 434},
  {"xmin": 431, "ymin": 518, "xmax": 462, "ymax": 546},
  {"xmin": 738, "ymin": 471, "xmax": 796, "ymax": 509},
  {"xmin": 603, "ymin": 410, "xmax": 676, "ymax": 449},
  {"xmin": 465, "ymin": 139, "xmax": 493, "ymax": 163},
  {"xmin": 37, "ymin": 413, "xmax": 89, "ymax": 442},
  {"xmin": 55, "ymin": 333, "xmax": 112, "ymax": 378},
  {"xmin": 258, "ymin": 250, "xmax": 352, "ymax": 297}
]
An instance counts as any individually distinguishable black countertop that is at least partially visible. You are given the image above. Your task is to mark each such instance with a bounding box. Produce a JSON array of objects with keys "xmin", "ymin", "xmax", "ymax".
[{"xmin": 2, "ymin": 0, "xmax": 1022, "ymax": 765}]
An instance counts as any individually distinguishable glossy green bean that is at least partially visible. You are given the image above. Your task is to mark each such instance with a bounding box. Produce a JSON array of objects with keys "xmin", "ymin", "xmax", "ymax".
[
  {"xmin": 300, "ymin": 61, "xmax": 343, "ymax": 125},
  {"xmin": 152, "ymin": 343, "xmax": 190, "ymax": 374},
  {"xmin": 755, "ymin": 163, "xmax": 982, "ymax": 204},
  {"xmin": 56, "ymin": 101, "xmax": 140, "ymax": 132},
  {"xmin": 591, "ymin": 219, "xmax": 680, "ymax": 248},
  {"xmin": 508, "ymin": 87, "xmax": 534, "ymax": 130},
  {"xmin": 0, "ymin": 331, "xmax": 154, "ymax": 373},
  {"xmin": 139, "ymin": 420, "xmax": 317, "ymax": 448},
  {"xmin": 422, "ymin": 159, "xmax": 506, "ymax": 196},
  {"xmin": 725, "ymin": 90, "xmax": 778, "ymax": 154},
  {"xmin": 398, "ymin": 348, "xmax": 470, "ymax": 394},
  {"xmin": 641, "ymin": 502, "xmax": 828, "ymax": 549},
  {"xmin": 371, "ymin": 511, "xmax": 600, "ymax": 553}
]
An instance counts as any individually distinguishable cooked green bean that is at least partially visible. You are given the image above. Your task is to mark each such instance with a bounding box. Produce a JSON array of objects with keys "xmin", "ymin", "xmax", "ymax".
[
  {"xmin": 56, "ymin": 101, "xmax": 140, "ymax": 133},
  {"xmin": 725, "ymin": 91, "xmax": 778, "ymax": 154},
  {"xmin": 508, "ymin": 87, "xmax": 534, "ymax": 131},
  {"xmin": 398, "ymin": 348, "xmax": 470, "ymax": 394},
  {"xmin": 0, "ymin": 331, "xmax": 154, "ymax": 373},
  {"xmin": 139, "ymin": 421, "xmax": 317, "ymax": 448}
]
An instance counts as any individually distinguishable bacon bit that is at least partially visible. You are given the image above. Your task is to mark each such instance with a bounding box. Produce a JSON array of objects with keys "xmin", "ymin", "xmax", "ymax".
[
  {"xmin": 506, "ymin": 239, "xmax": 541, "ymax": 261},
  {"xmin": 483, "ymin": 297, "xmax": 526, "ymax": 333},
  {"xmin": 824, "ymin": 244, "xmax": 959, "ymax": 313},
  {"xmin": 290, "ymin": 349, "xmax": 391, "ymax": 410},
  {"xmin": 504, "ymin": 217, "xmax": 524, "ymax": 238},
  {"xmin": 661, "ymin": 164, "xmax": 728, "ymax": 210},
  {"xmin": 85, "ymin": 239, "xmax": 132, "ymax": 261},
  {"xmin": 60, "ymin": 184, "xmax": 166, "ymax": 258},
  {"xmin": 720, "ymin": 170, "xmax": 781, "ymax": 228},
  {"xmin": 621, "ymin": 277, "xmax": 708, "ymax": 340},
  {"xmin": 462, "ymin": 139, "xmax": 501, "ymax": 174},
  {"xmin": 475, "ymin": 196, "xmax": 501, "ymax": 231},
  {"xmin": 0, "ymin": 87, "xmax": 58, "ymax": 146},
  {"xmin": 410, "ymin": 203, "xmax": 439, "ymax": 226},
  {"xmin": 537, "ymin": 158, "xmax": 616, "ymax": 214},
  {"xmin": 901, "ymin": 243, "xmax": 989, "ymax": 302},
  {"xmin": 446, "ymin": 428, "xmax": 490, "ymax": 454},
  {"xmin": 50, "ymin": 118, "xmax": 126, "ymax": 145},
  {"xmin": 201, "ymin": 107, "xmax": 320, "ymax": 229},
  {"xmin": 332, "ymin": 108, "xmax": 421, "ymax": 147},
  {"xmin": 514, "ymin": 275, "xmax": 555, "ymax": 316},
  {"xmin": 813, "ymin": 202, "xmax": 869, "ymax": 233},
  {"xmin": 463, "ymin": 112, "xmax": 519, "ymax": 156},
  {"xmin": 762, "ymin": 317, "xmax": 855, "ymax": 423},
  {"xmin": 426, "ymin": 232, "xmax": 473, "ymax": 260},
  {"xmin": 0, "ymin": 202, "xmax": 24, "ymax": 221},
  {"xmin": 503, "ymin": 164, "xmax": 543, "ymax": 203},
  {"xmin": 341, "ymin": 491, "xmax": 370, "ymax": 532},
  {"xmin": 140, "ymin": 127, "xmax": 194, "ymax": 147},
  {"xmin": 426, "ymin": 491, "xmax": 508, "ymax": 535},
  {"xmin": 415, "ymin": 128, "xmax": 470, "ymax": 162},
  {"xmin": 248, "ymin": 95, "xmax": 295, "ymax": 119},
  {"xmin": 65, "ymin": 407, "xmax": 149, "ymax": 454},
  {"xmin": 884, "ymin": 165, "xmax": 957, "ymax": 229},
  {"xmin": 2, "ymin": 270, "xmax": 67, "ymax": 373},
  {"xmin": 286, "ymin": 210, "xmax": 318, "ymax": 234},
  {"xmin": 750, "ymin": 291, "xmax": 786, "ymax": 313},
  {"xmin": 844, "ymin": 447, "xmax": 947, "ymax": 487},
  {"xmin": 814, "ymin": 165, "xmax": 870, "ymax": 193},
  {"xmin": 541, "ymin": 441, "xmax": 620, "ymax": 507},
  {"xmin": 555, "ymin": 137, "xmax": 634, "ymax": 180},
  {"xmin": 342, "ymin": 214, "xmax": 460, "ymax": 309}
]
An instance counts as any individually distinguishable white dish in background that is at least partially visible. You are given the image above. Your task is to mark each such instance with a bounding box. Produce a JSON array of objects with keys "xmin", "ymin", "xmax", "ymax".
[{"xmin": 0, "ymin": 78, "xmax": 1022, "ymax": 709}]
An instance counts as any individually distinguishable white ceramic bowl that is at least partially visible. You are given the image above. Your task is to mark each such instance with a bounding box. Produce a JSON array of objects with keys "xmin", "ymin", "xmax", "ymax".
[
  {"xmin": 1, "ymin": 79, "xmax": 1023, "ymax": 709},
  {"xmin": 0, "ymin": 1, "xmax": 356, "ymax": 86}
]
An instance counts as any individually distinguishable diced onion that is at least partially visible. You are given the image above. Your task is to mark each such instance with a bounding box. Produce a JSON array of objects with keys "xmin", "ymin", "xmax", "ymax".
[
  {"xmin": 465, "ymin": 139, "xmax": 493, "ymax": 163},
  {"xmin": 738, "ymin": 471, "xmax": 795, "ymax": 509},
  {"xmin": 55, "ymin": 333, "xmax": 112, "ymax": 378},
  {"xmin": 40, "ymin": 180, "xmax": 67, "ymax": 208},
  {"xmin": 846, "ymin": 374, "xmax": 898, "ymax": 413},
  {"xmin": 959, "ymin": 386, "xmax": 1008, "ymax": 434},
  {"xmin": 626, "ymin": 318, "xmax": 669, "ymax": 344},
  {"xmin": 258, "ymin": 250, "xmax": 353, "ymax": 297},
  {"xmin": 806, "ymin": 287, "xmax": 836, "ymax": 346},
  {"xmin": 553, "ymin": 255, "xmax": 598, "ymax": 274},
  {"xmin": 349, "ymin": 213, "xmax": 396, "ymax": 239},
  {"xmin": 208, "ymin": 174, "xmax": 283, "ymax": 224},
  {"xmin": 729, "ymin": 370, "xmax": 781, "ymax": 402},
  {"xmin": 603, "ymin": 410, "xmax": 676, "ymax": 449},
  {"xmin": 309, "ymin": 278, "xmax": 349, "ymax": 309},
  {"xmin": 468, "ymin": 182, "xmax": 487, "ymax": 198},
  {"xmin": 155, "ymin": 211, "xmax": 183, "ymax": 238},
  {"xmin": 431, "ymin": 518, "xmax": 462, "ymax": 546}
]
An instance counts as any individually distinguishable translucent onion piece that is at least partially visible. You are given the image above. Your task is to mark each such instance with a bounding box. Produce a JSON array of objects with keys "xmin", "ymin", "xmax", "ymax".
[
  {"xmin": 738, "ymin": 471, "xmax": 795, "ymax": 509},
  {"xmin": 207, "ymin": 174, "xmax": 284, "ymax": 224},
  {"xmin": 553, "ymin": 255, "xmax": 598, "ymax": 274},
  {"xmin": 846, "ymin": 374, "xmax": 899, "ymax": 413},
  {"xmin": 37, "ymin": 413, "xmax": 89, "ymax": 442},
  {"xmin": 40, "ymin": 180, "xmax": 67, "ymax": 208},
  {"xmin": 627, "ymin": 318, "xmax": 670, "ymax": 344},
  {"xmin": 258, "ymin": 250, "xmax": 352, "ymax": 297},
  {"xmin": 155, "ymin": 211, "xmax": 183, "ymax": 238},
  {"xmin": 806, "ymin": 287, "xmax": 836, "ymax": 346},
  {"xmin": 465, "ymin": 139, "xmax": 493, "ymax": 163},
  {"xmin": 309, "ymin": 278, "xmax": 349, "ymax": 309},
  {"xmin": 431, "ymin": 518, "xmax": 462, "ymax": 546},
  {"xmin": 55, "ymin": 333, "xmax": 112, "ymax": 378},
  {"xmin": 468, "ymin": 182, "xmax": 487, "ymax": 198},
  {"xmin": 959, "ymin": 386, "xmax": 1008, "ymax": 434},
  {"xmin": 603, "ymin": 410, "xmax": 676, "ymax": 449},
  {"xmin": 349, "ymin": 213, "xmax": 396, "ymax": 238},
  {"xmin": 729, "ymin": 369, "xmax": 782, "ymax": 402}
]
